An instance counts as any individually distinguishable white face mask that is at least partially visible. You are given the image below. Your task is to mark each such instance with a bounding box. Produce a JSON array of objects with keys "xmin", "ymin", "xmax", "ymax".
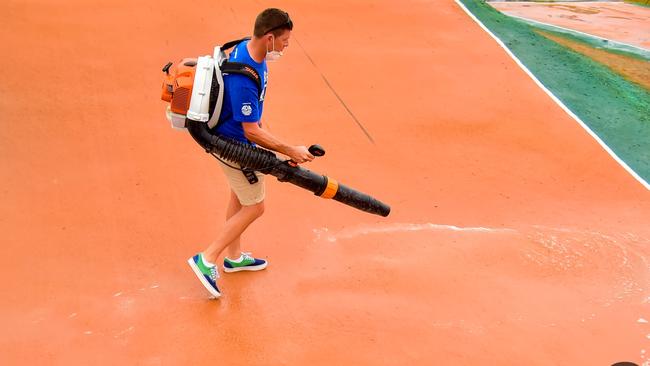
[{"xmin": 266, "ymin": 35, "xmax": 283, "ymax": 62}]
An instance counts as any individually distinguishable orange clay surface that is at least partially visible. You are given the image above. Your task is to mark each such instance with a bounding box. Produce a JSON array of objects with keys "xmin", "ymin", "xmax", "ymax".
[
  {"xmin": 491, "ymin": 1, "xmax": 650, "ymax": 49},
  {"xmin": 2, "ymin": 0, "xmax": 650, "ymax": 365}
]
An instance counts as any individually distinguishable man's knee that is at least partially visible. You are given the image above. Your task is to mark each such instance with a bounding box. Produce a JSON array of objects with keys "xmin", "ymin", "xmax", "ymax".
[{"xmin": 244, "ymin": 201, "xmax": 265, "ymax": 218}]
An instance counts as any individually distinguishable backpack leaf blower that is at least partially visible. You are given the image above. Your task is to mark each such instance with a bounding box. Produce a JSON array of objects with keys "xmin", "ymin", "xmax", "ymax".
[{"xmin": 162, "ymin": 40, "xmax": 391, "ymax": 217}]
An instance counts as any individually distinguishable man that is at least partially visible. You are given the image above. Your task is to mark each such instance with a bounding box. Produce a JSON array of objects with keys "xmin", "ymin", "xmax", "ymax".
[{"xmin": 188, "ymin": 8, "xmax": 314, "ymax": 299}]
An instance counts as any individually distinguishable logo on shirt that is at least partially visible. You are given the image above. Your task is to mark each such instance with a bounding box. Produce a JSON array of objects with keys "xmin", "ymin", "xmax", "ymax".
[{"xmin": 241, "ymin": 103, "xmax": 252, "ymax": 116}]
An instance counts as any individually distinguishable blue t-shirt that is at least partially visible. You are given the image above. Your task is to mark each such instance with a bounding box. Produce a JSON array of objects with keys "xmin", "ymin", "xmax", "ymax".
[{"xmin": 214, "ymin": 40, "xmax": 268, "ymax": 143}]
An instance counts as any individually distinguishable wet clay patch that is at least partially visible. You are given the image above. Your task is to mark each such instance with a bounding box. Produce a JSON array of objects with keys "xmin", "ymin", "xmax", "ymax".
[{"xmin": 536, "ymin": 30, "xmax": 650, "ymax": 91}]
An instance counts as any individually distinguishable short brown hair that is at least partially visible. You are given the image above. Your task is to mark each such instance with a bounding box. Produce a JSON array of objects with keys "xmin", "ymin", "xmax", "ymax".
[{"xmin": 253, "ymin": 8, "xmax": 293, "ymax": 37}]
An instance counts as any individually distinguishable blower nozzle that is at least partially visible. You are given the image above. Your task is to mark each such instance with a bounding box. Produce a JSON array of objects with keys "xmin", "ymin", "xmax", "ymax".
[{"xmin": 186, "ymin": 121, "xmax": 390, "ymax": 217}]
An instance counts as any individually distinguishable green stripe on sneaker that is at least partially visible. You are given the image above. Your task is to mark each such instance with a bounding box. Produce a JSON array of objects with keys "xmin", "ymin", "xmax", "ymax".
[{"xmin": 197, "ymin": 254, "xmax": 213, "ymax": 273}]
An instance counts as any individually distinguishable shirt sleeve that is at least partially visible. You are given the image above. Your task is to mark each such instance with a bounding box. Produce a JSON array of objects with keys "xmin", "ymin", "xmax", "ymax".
[{"xmin": 228, "ymin": 74, "xmax": 260, "ymax": 123}]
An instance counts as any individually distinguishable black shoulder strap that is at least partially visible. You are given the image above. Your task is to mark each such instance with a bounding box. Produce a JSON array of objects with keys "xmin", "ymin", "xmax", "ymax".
[
  {"xmin": 208, "ymin": 38, "xmax": 263, "ymax": 124},
  {"xmin": 222, "ymin": 37, "xmax": 251, "ymax": 52},
  {"xmin": 220, "ymin": 61, "xmax": 262, "ymax": 96},
  {"xmin": 218, "ymin": 38, "xmax": 262, "ymax": 95}
]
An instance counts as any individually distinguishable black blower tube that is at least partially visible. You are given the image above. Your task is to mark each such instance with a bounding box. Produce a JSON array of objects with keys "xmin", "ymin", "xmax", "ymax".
[{"xmin": 186, "ymin": 120, "xmax": 390, "ymax": 217}]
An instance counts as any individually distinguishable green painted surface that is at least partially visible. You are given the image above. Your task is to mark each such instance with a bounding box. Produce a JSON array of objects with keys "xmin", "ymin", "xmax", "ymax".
[
  {"xmin": 459, "ymin": 0, "xmax": 650, "ymax": 183},
  {"xmin": 625, "ymin": 0, "xmax": 650, "ymax": 8},
  {"xmin": 493, "ymin": 0, "xmax": 650, "ymax": 9}
]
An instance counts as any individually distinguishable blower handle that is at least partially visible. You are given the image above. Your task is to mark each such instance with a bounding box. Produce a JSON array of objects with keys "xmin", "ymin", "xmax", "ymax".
[{"xmin": 308, "ymin": 144, "xmax": 325, "ymax": 157}]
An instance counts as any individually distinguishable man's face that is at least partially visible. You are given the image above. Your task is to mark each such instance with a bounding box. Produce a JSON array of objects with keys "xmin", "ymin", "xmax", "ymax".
[{"xmin": 268, "ymin": 29, "xmax": 291, "ymax": 52}]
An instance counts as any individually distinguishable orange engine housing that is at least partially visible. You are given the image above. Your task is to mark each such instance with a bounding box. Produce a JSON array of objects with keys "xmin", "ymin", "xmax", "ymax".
[{"xmin": 161, "ymin": 58, "xmax": 198, "ymax": 115}]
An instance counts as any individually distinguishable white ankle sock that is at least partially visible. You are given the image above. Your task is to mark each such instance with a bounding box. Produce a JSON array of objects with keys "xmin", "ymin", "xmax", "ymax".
[
  {"xmin": 201, "ymin": 255, "xmax": 216, "ymax": 268},
  {"xmin": 227, "ymin": 255, "xmax": 244, "ymax": 263}
]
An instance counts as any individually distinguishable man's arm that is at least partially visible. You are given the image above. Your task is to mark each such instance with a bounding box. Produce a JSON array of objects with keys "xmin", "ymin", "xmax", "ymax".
[{"xmin": 243, "ymin": 122, "xmax": 314, "ymax": 163}]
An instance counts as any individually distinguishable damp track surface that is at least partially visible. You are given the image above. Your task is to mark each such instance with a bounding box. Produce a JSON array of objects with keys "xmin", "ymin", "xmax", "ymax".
[{"xmin": 1, "ymin": 0, "xmax": 650, "ymax": 365}]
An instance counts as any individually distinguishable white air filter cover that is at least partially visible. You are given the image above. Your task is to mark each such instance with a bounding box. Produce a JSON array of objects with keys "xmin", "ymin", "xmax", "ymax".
[{"xmin": 186, "ymin": 55, "xmax": 214, "ymax": 122}]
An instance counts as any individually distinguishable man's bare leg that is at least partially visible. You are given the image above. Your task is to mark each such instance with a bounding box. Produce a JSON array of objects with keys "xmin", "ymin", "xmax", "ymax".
[
  {"xmin": 225, "ymin": 190, "xmax": 244, "ymax": 259},
  {"xmin": 202, "ymin": 198, "xmax": 264, "ymax": 264}
]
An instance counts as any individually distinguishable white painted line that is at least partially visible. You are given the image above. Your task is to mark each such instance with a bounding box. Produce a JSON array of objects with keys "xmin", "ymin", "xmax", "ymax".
[
  {"xmin": 454, "ymin": 0, "xmax": 650, "ymax": 190},
  {"xmin": 503, "ymin": 13, "xmax": 650, "ymax": 55}
]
